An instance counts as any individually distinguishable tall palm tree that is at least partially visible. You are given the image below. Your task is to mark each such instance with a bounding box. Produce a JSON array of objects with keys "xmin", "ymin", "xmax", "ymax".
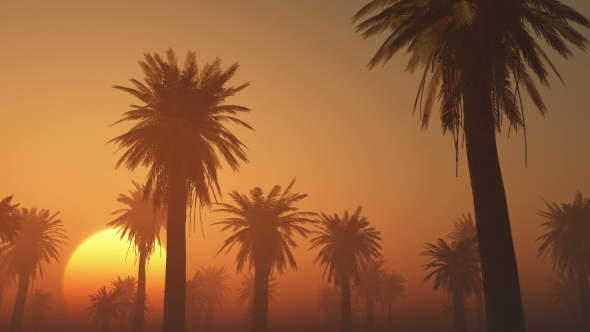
[
  {"xmin": 0, "ymin": 196, "xmax": 21, "ymax": 246},
  {"xmin": 309, "ymin": 206, "xmax": 382, "ymax": 332},
  {"xmin": 110, "ymin": 48, "xmax": 253, "ymax": 332},
  {"xmin": 199, "ymin": 265, "xmax": 231, "ymax": 331},
  {"xmin": 88, "ymin": 287, "xmax": 125, "ymax": 332},
  {"xmin": 447, "ymin": 214, "xmax": 485, "ymax": 331},
  {"xmin": 108, "ymin": 181, "xmax": 164, "ymax": 332},
  {"xmin": 3, "ymin": 208, "xmax": 67, "ymax": 332},
  {"xmin": 111, "ymin": 276, "xmax": 137, "ymax": 331},
  {"xmin": 537, "ymin": 191, "xmax": 590, "ymax": 330},
  {"xmin": 237, "ymin": 274, "xmax": 278, "ymax": 325},
  {"xmin": 26, "ymin": 289, "xmax": 52, "ymax": 332},
  {"xmin": 382, "ymin": 270, "xmax": 405, "ymax": 332},
  {"xmin": 357, "ymin": 259, "xmax": 388, "ymax": 332},
  {"xmin": 354, "ymin": 2, "xmax": 590, "ymax": 331},
  {"xmin": 421, "ymin": 237, "xmax": 481, "ymax": 332},
  {"xmin": 214, "ymin": 179, "xmax": 315, "ymax": 332},
  {"xmin": 548, "ymin": 274, "xmax": 582, "ymax": 327},
  {"xmin": 185, "ymin": 272, "xmax": 209, "ymax": 332},
  {"xmin": 317, "ymin": 284, "xmax": 341, "ymax": 331}
]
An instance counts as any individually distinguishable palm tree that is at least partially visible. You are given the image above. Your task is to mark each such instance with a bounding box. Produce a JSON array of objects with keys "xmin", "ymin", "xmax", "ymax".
[
  {"xmin": 3, "ymin": 208, "xmax": 67, "ymax": 332},
  {"xmin": 548, "ymin": 274, "xmax": 582, "ymax": 327},
  {"xmin": 309, "ymin": 206, "xmax": 382, "ymax": 332},
  {"xmin": 110, "ymin": 48, "xmax": 253, "ymax": 332},
  {"xmin": 382, "ymin": 270, "xmax": 405, "ymax": 332},
  {"xmin": 357, "ymin": 259, "xmax": 388, "ymax": 332},
  {"xmin": 111, "ymin": 276, "xmax": 137, "ymax": 331},
  {"xmin": 214, "ymin": 179, "xmax": 315, "ymax": 332},
  {"xmin": 317, "ymin": 284, "xmax": 341, "ymax": 331},
  {"xmin": 353, "ymin": 2, "xmax": 590, "ymax": 331},
  {"xmin": 88, "ymin": 286, "xmax": 124, "ymax": 332},
  {"xmin": 0, "ymin": 196, "xmax": 21, "ymax": 246},
  {"xmin": 537, "ymin": 191, "xmax": 590, "ymax": 329},
  {"xmin": 237, "ymin": 274, "xmax": 278, "ymax": 326},
  {"xmin": 26, "ymin": 289, "xmax": 52, "ymax": 332},
  {"xmin": 421, "ymin": 237, "xmax": 481, "ymax": 332},
  {"xmin": 441, "ymin": 296, "xmax": 475, "ymax": 328},
  {"xmin": 199, "ymin": 266, "xmax": 231, "ymax": 331},
  {"xmin": 185, "ymin": 272, "xmax": 209, "ymax": 332},
  {"xmin": 108, "ymin": 181, "xmax": 164, "ymax": 332},
  {"xmin": 447, "ymin": 214, "xmax": 485, "ymax": 331}
]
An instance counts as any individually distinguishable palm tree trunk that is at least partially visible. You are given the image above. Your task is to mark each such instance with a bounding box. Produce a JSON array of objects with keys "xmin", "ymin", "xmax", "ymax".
[
  {"xmin": 205, "ymin": 305, "xmax": 214, "ymax": 332},
  {"xmin": 474, "ymin": 284, "xmax": 486, "ymax": 332},
  {"xmin": 252, "ymin": 256, "xmax": 270, "ymax": 332},
  {"xmin": 366, "ymin": 296, "xmax": 375, "ymax": 332},
  {"xmin": 133, "ymin": 246, "xmax": 147, "ymax": 332},
  {"xmin": 461, "ymin": 34, "xmax": 526, "ymax": 332},
  {"xmin": 340, "ymin": 273, "xmax": 353, "ymax": 332},
  {"xmin": 9, "ymin": 272, "xmax": 30, "ymax": 332},
  {"xmin": 452, "ymin": 291, "xmax": 467, "ymax": 332},
  {"xmin": 576, "ymin": 266, "xmax": 590, "ymax": 332},
  {"xmin": 387, "ymin": 298, "xmax": 393, "ymax": 332},
  {"xmin": 163, "ymin": 178, "xmax": 188, "ymax": 332},
  {"xmin": 102, "ymin": 319, "xmax": 109, "ymax": 332}
]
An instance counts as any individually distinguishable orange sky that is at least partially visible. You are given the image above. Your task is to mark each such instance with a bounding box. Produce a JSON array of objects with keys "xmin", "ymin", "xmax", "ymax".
[{"xmin": 1, "ymin": 1, "xmax": 590, "ymax": 331}]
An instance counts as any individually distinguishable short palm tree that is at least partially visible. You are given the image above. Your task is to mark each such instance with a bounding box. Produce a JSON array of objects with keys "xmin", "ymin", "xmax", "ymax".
[
  {"xmin": 447, "ymin": 214, "xmax": 485, "ymax": 331},
  {"xmin": 357, "ymin": 259, "xmax": 388, "ymax": 332},
  {"xmin": 110, "ymin": 48, "xmax": 253, "ymax": 332},
  {"xmin": 309, "ymin": 206, "xmax": 382, "ymax": 332},
  {"xmin": 111, "ymin": 276, "xmax": 137, "ymax": 331},
  {"xmin": 108, "ymin": 181, "xmax": 164, "ymax": 332},
  {"xmin": 537, "ymin": 191, "xmax": 590, "ymax": 329},
  {"xmin": 186, "ymin": 272, "xmax": 210, "ymax": 332},
  {"xmin": 26, "ymin": 289, "xmax": 52, "ymax": 332},
  {"xmin": 317, "ymin": 284, "xmax": 341, "ymax": 331},
  {"xmin": 199, "ymin": 265, "xmax": 231, "ymax": 331},
  {"xmin": 382, "ymin": 270, "xmax": 405, "ymax": 332},
  {"xmin": 88, "ymin": 286, "xmax": 124, "ymax": 332},
  {"xmin": 3, "ymin": 208, "xmax": 67, "ymax": 332},
  {"xmin": 354, "ymin": 2, "xmax": 590, "ymax": 331},
  {"xmin": 237, "ymin": 274, "xmax": 278, "ymax": 326},
  {"xmin": 548, "ymin": 274, "xmax": 582, "ymax": 327},
  {"xmin": 421, "ymin": 237, "xmax": 481, "ymax": 332},
  {"xmin": 0, "ymin": 196, "xmax": 21, "ymax": 246},
  {"xmin": 214, "ymin": 179, "xmax": 315, "ymax": 332}
]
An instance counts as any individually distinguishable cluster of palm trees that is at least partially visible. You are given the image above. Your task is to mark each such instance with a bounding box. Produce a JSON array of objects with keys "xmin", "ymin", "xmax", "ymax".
[{"xmin": 0, "ymin": 196, "xmax": 67, "ymax": 332}]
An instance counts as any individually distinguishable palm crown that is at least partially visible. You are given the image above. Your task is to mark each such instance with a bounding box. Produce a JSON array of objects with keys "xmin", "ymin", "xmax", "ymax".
[
  {"xmin": 87, "ymin": 286, "xmax": 125, "ymax": 330},
  {"xmin": 382, "ymin": 270, "xmax": 406, "ymax": 302},
  {"xmin": 26, "ymin": 289, "xmax": 52, "ymax": 327},
  {"xmin": 0, "ymin": 196, "xmax": 21, "ymax": 245}
]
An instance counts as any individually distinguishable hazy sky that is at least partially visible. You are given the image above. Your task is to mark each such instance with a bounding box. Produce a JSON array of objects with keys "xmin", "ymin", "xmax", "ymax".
[{"xmin": 1, "ymin": 1, "xmax": 590, "ymax": 331}]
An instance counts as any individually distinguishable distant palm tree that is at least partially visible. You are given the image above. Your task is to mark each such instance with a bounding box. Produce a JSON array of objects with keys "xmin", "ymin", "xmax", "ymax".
[
  {"xmin": 357, "ymin": 259, "xmax": 388, "ymax": 332},
  {"xmin": 354, "ymin": 2, "xmax": 590, "ymax": 331},
  {"xmin": 441, "ymin": 296, "xmax": 475, "ymax": 328},
  {"xmin": 317, "ymin": 284, "xmax": 341, "ymax": 331},
  {"xmin": 186, "ymin": 272, "xmax": 209, "ymax": 332},
  {"xmin": 110, "ymin": 48, "xmax": 253, "ymax": 332},
  {"xmin": 447, "ymin": 214, "xmax": 485, "ymax": 331},
  {"xmin": 199, "ymin": 266, "xmax": 231, "ymax": 331},
  {"xmin": 0, "ymin": 196, "xmax": 21, "ymax": 246},
  {"xmin": 237, "ymin": 274, "xmax": 278, "ymax": 326},
  {"xmin": 108, "ymin": 181, "xmax": 164, "ymax": 332},
  {"xmin": 548, "ymin": 274, "xmax": 582, "ymax": 327},
  {"xmin": 537, "ymin": 191, "xmax": 590, "ymax": 329},
  {"xmin": 88, "ymin": 287, "xmax": 124, "ymax": 332},
  {"xmin": 309, "ymin": 206, "xmax": 382, "ymax": 332},
  {"xmin": 26, "ymin": 289, "xmax": 52, "ymax": 332},
  {"xmin": 111, "ymin": 276, "xmax": 137, "ymax": 331},
  {"xmin": 382, "ymin": 270, "xmax": 405, "ymax": 332},
  {"xmin": 3, "ymin": 208, "xmax": 67, "ymax": 332},
  {"xmin": 421, "ymin": 238, "xmax": 480, "ymax": 332},
  {"xmin": 214, "ymin": 179, "xmax": 315, "ymax": 332}
]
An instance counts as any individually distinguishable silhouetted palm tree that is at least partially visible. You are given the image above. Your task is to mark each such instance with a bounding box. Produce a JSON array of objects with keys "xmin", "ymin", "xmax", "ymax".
[
  {"xmin": 548, "ymin": 274, "xmax": 582, "ymax": 327},
  {"xmin": 441, "ymin": 296, "xmax": 475, "ymax": 328},
  {"xmin": 421, "ymin": 237, "xmax": 480, "ymax": 332},
  {"xmin": 537, "ymin": 191, "xmax": 590, "ymax": 329},
  {"xmin": 382, "ymin": 270, "xmax": 405, "ymax": 332},
  {"xmin": 111, "ymin": 276, "xmax": 137, "ymax": 331},
  {"xmin": 357, "ymin": 259, "xmax": 388, "ymax": 332},
  {"xmin": 237, "ymin": 274, "xmax": 278, "ymax": 326},
  {"xmin": 186, "ymin": 272, "xmax": 209, "ymax": 332},
  {"xmin": 309, "ymin": 206, "xmax": 382, "ymax": 332},
  {"xmin": 108, "ymin": 181, "xmax": 164, "ymax": 332},
  {"xmin": 3, "ymin": 208, "xmax": 67, "ymax": 332},
  {"xmin": 0, "ymin": 196, "xmax": 21, "ymax": 246},
  {"xmin": 199, "ymin": 266, "xmax": 231, "ymax": 331},
  {"xmin": 354, "ymin": 2, "xmax": 590, "ymax": 331},
  {"xmin": 318, "ymin": 284, "xmax": 341, "ymax": 331},
  {"xmin": 110, "ymin": 48, "xmax": 253, "ymax": 332},
  {"xmin": 214, "ymin": 179, "xmax": 315, "ymax": 332},
  {"xmin": 447, "ymin": 214, "xmax": 485, "ymax": 331},
  {"xmin": 26, "ymin": 289, "xmax": 52, "ymax": 332},
  {"xmin": 88, "ymin": 287, "xmax": 124, "ymax": 332}
]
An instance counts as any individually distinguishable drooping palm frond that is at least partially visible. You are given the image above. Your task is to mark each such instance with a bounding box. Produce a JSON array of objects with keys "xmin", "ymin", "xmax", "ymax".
[
  {"xmin": 317, "ymin": 284, "xmax": 341, "ymax": 329},
  {"xmin": 87, "ymin": 286, "xmax": 124, "ymax": 330},
  {"xmin": 548, "ymin": 274, "xmax": 581, "ymax": 321},
  {"xmin": 0, "ymin": 196, "xmax": 21, "ymax": 245},
  {"xmin": 200, "ymin": 265, "xmax": 231, "ymax": 310},
  {"xmin": 26, "ymin": 289, "xmax": 53, "ymax": 326}
]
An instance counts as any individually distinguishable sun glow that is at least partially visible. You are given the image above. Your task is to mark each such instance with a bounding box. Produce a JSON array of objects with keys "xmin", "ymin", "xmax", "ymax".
[{"xmin": 62, "ymin": 229, "xmax": 166, "ymax": 319}]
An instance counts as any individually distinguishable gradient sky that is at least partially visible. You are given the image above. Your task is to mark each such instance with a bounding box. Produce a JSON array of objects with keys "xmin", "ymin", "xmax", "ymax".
[{"xmin": 1, "ymin": 1, "xmax": 590, "ymax": 331}]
